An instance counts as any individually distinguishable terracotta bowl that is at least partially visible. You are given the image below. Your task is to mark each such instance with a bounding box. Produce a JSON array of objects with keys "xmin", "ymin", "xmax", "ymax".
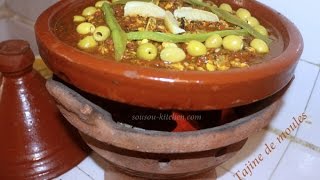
[{"xmin": 35, "ymin": 0, "xmax": 303, "ymax": 110}]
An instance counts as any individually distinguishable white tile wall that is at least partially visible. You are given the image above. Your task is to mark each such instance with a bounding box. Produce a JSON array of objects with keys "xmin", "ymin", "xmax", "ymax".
[
  {"xmin": 221, "ymin": 130, "xmax": 291, "ymax": 180},
  {"xmin": 0, "ymin": 19, "xmax": 10, "ymax": 40},
  {"xmin": 0, "ymin": 1, "xmax": 12, "ymax": 18},
  {"xmin": 53, "ymin": 166, "xmax": 92, "ymax": 180},
  {"xmin": 0, "ymin": 17, "xmax": 38, "ymax": 54},
  {"xmin": 296, "ymin": 73, "xmax": 320, "ymax": 147},
  {"xmin": 0, "ymin": 0, "xmax": 58, "ymax": 53},
  {"xmin": 77, "ymin": 153, "xmax": 105, "ymax": 180},
  {"xmin": 257, "ymin": 0, "xmax": 320, "ymax": 65},
  {"xmin": 6, "ymin": 0, "xmax": 58, "ymax": 21},
  {"xmin": 271, "ymin": 143, "xmax": 320, "ymax": 180},
  {"xmin": 216, "ymin": 167, "xmax": 235, "ymax": 180},
  {"xmin": 268, "ymin": 61, "xmax": 318, "ymax": 131}
]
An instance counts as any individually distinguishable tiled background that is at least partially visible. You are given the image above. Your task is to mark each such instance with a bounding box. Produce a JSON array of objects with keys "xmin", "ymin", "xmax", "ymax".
[{"xmin": 0, "ymin": 0, "xmax": 319, "ymax": 180}]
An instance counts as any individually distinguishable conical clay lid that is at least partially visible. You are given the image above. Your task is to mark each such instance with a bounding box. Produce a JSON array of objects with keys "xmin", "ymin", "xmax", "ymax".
[{"xmin": 0, "ymin": 40, "xmax": 88, "ymax": 180}]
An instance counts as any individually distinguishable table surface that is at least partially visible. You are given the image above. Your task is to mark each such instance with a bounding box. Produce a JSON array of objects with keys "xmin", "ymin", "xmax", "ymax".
[{"xmin": 52, "ymin": 1, "xmax": 320, "ymax": 180}]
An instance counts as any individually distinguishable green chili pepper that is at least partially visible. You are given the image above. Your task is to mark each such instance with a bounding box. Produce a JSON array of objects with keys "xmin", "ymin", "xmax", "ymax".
[
  {"xmin": 102, "ymin": 3, "xmax": 127, "ymax": 61},
  {"xmin": 184, "ymin": 0, "xmax": 272, "ymax": 44},
  {"xmin": 127, "ymin": 29, "xmax": 248, "ymax": 43},
  {"xmin": 111, "ymin": 0, "xmax": 152, "ymax": 5}
]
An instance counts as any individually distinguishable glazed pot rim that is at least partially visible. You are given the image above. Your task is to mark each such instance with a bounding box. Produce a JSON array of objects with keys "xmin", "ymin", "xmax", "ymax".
[{"xmin": 35, "ymin": 0, "xmax": 303, "ymax": 84}]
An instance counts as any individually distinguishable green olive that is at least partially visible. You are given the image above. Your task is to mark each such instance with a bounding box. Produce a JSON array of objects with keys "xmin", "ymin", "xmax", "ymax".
[
  {"xmin": 186, "ymin": 40, "xmax": 207, "ymax": 56},
  {"xmin": 206, "ymin": 63, "xmax": 216, "ymax": 71},
  {"xmin": 95, "ymin": 1, "xmax": 109, "ymax": 8},
  {"xmin": 93, "ymin": 26, "xmax": 110, "ymax": 42},
  {"xmin": 160, "ymin": 47, "xmax": 186, "ymax": 63},
  {"xmin": 222, "ymin": 35, "xmax": 243, "ymax": 51},
  {"xmin": 162, "ymin": 42, "xmax": 178, "ymax": 48},
  {"xmin": 73, "ymin": 15, "xmax": 86, "ymax": 22},
  {"xmin": 137, "ymin": 43, "xmax": 158, "ymax": 61},
  {"xmin": 247, "ymin": 16, "xmax": 260, "ymax": 27},
  {"xmin": 236, "ymin": 8, "xmax": 251, "ymax": 21},
  {"xmin": 250, "ymin": 39, "xmax": 269, "ymax": 53},
  {"xmin": 76, "ymin": 22, "xmax": 95, "ymax": 35},
  {"xmin": 219, "ymin": 3, "xmax": 232, "ymax": 13},
  {"xmin": 254, "ymin": 25, "xmax": 268, "ymax": 36},
  {"xmin": 82, "ymin": 6, "xmax": 97, "ymax": 17},
  {"xmin": 205, "ymin": 34, "xmax": 223, "ymax": 49},
  {"xmin": 78, "ymin": 36, "xmax": 98, "ymax": 49}
]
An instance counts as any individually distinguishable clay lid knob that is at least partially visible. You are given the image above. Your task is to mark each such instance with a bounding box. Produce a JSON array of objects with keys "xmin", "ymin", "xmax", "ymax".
[{"xmin": 0, "ymin": 40, "xmax": 35, "ymax": 74}]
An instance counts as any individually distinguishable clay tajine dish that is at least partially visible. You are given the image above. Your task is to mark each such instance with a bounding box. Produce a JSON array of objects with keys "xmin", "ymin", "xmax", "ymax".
[{"xmin": 35, "ymin": 0, "xmax": 303, "ymax": 110}]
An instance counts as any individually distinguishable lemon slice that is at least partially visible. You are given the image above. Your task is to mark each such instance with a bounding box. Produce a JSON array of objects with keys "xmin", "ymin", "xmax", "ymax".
[
  {"xmin": 124, "ymin": 1, "xmax": 165, "ymax": 18},
  {"xmin": 174, "ymin": 7, "xmax": 219, "ymax": 22},
  {"xmin": 164, "ymin": 11, "xmax": 186, "ymax": 34}
]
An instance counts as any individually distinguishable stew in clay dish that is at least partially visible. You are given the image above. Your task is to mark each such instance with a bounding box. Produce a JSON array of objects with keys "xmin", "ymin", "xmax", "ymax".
[
  {"xmin": 55, "ymin": 0, "xmax": 277, "ymax": 72},
  {"xmin": 35, "ymin": 0, "xmax": 302, "ymax": 110}
]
